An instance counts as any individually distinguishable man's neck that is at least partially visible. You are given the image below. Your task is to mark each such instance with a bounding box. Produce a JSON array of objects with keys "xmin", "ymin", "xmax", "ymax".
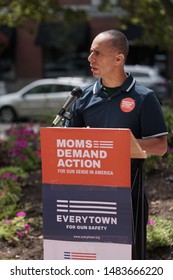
[{"xmin": 101, "ymin": 71, "xmax": 127, "ymax": 88}]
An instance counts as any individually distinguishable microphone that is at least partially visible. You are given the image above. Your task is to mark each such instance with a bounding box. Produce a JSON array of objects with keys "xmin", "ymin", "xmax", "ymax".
[{"xmin": 51, "ymin": 86, "xmax": 83, "ymax": 127}]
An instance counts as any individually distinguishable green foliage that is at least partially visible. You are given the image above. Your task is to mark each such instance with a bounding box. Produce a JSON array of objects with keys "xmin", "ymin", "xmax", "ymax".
[
  {"xmin": 0, "ymin": 166, "xmax": 28, "ymax": 179},
  {"xmin": 121, "ymin": 0, "xmax": 173, "ymax": 49},
  {"xmin": 99, "ymin": 0, "xmax": 173, "ymax": 50},
  {"xmin": 0, "ymin": 0, "xmax": 86, "ymax": 27},
  {"xmin": 0, "ymin": 212, "xmax": 32, "ymax": 244},
  {"xmin": 0, "ymin": 124, "xmax": 42, "ymax": 247},
  {"xmin": 5, "ymin": 123, "xmax": 41, "ymax": 172},
  {"xmin": 147, "ymin": 216, "xmax": 173, "ymax": 250},
  {"xmin": 0, "ymin": 0, "xmax": 58, "ymax": 26},
  {"xmin": 0, "ymin": 167, "xmax": 27, "ymax": 219}
]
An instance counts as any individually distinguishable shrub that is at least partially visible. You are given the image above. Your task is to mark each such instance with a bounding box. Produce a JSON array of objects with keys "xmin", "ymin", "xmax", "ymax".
[
  {"xmin": 0, "ymin": 211, "xmax": 32, "ymax": 244},
  {"xmin": 0, "ymin": 167, "xmax": 27, "ymax": 219},
  {"xmin": 147, "ymin": 216, "xmax": 173, "ymax": 251},
  {"xmin": 5, "ymin": 123, "xmax": 41, "ymax": 172},
  {"xmin": 0, "ymin": 139, "xmax": 10, "ymax": 167}
]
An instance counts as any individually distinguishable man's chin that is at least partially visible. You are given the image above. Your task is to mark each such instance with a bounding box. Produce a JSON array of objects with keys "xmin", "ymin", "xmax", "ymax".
[{"xmin": 91, "ymin": 71, "xmax": 100, "ymax": 77}]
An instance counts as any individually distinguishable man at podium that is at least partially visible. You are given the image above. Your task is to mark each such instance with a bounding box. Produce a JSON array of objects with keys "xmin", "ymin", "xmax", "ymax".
[{"xmin": 65, "ymin": 30, "xmax": 168, "ymax": 259}]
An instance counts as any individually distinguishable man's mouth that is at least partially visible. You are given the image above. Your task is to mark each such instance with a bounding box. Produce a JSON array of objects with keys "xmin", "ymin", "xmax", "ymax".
[{"xmin": 90, "ymin": 65, "xmax": 98, "ymax": 72}]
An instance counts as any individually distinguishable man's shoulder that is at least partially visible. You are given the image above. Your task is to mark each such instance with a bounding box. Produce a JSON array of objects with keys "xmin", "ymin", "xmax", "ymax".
[
  {"xmin": 81, "ymin": 79, "xmax": 97, "ymax": 95},
  {"xmin": 131, "ymin": 81, "xmax": 161, "ymax": 106},
  {"xmin": 133, "ymin": 81, "xmax": 154, "ymax": 96},
  {"xmin": 82, "ymin": 80, "xmax": 96, "ymax": 90}
]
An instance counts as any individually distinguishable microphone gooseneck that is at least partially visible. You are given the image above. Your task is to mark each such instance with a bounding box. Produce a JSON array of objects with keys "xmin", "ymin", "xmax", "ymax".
[{"xmin": 51, "ymin": 87, "xmax": 83, "ymax": 127}]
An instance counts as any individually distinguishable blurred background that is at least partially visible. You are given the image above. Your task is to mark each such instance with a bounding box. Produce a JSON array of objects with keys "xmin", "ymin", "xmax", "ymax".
[{"xmin": 0, "ymin": 0, "xmax": 173, "ymax": 118}]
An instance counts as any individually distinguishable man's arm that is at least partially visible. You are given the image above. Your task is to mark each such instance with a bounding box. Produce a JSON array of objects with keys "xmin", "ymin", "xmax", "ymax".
[{"xmin": 137, "ymin": 135, "xmax": 168, "ymax": 156}]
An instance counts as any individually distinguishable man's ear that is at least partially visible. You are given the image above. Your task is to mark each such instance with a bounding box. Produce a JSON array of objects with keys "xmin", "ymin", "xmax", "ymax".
[{"xmin": 114, "ymin": 53, "xmax": 125, "ymax": 65}]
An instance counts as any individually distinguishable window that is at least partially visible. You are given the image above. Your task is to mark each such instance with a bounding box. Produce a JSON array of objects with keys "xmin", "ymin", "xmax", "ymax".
[
  {"xmin": 26, "ymin": 85, "xmax": 53, "ymax": 94},
  {"xmin": 52, "ymin": 85, "xmax": 74, "ymax": 92}
]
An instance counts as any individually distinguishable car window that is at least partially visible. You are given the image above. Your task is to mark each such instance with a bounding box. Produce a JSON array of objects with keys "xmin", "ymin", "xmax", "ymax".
[
  {"xmin": 52, "ymin": 84, "xmax": 75, "ymax": 92},
  {"xmin": 26, "ymin": 84, "xmax": 55, "ymax": 94}
]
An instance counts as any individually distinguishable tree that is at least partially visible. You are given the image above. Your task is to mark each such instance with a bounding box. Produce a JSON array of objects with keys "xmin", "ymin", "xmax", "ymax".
[
  {"xmin": 99, "ymin": 0, "xmax": 173, "ymax": 50},
  {"xmin": 0, "ymin": 0, "xmax": 86, "ymax": 26}
]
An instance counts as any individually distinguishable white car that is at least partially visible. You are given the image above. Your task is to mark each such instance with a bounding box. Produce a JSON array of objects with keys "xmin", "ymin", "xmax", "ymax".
[
  {"xmin": 0, "ymin": 77, "xmax": 94, "ymax": 123},
  {"xmin": 125, "ymin": 65, "xmax": 171, "ymax": 102}
]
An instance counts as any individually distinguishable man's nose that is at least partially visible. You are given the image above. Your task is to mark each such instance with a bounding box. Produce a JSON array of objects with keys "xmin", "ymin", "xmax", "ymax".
[{"xmin": 88, "ymin": 52, "xmax": 95, "ymax": 63}]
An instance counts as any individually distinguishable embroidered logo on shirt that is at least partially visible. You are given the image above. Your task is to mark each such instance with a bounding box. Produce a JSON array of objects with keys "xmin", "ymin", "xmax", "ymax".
[{"xmin": 120, "ymin": 98, "xmax": 135, "ymax": 112}]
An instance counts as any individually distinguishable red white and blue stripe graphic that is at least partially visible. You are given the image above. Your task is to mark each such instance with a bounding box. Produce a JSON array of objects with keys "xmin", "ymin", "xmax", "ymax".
[{"xmin": 64, "ymin": 251, "xmax": 96, "ymax": 260}]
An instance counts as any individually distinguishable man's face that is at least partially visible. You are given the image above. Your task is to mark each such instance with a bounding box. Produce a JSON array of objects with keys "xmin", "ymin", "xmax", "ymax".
[{"xmin": 88, "ymin": 34, "xmax": 118, "ymax": 79}]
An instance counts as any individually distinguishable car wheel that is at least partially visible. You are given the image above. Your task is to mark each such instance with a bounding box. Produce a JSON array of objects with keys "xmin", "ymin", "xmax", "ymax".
[{"xmin": 0, "ymin": 106, "xmax": 17, "ymax": 122}]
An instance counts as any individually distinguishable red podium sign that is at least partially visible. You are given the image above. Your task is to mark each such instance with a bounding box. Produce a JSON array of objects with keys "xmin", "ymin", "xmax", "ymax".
[
  {"xmin": 40, "ymin": 127, "xmax": 133, "ymax": 260},
  {"xmin": 41, "ymin": 127, "xmax": 130, "ymax": 187}
]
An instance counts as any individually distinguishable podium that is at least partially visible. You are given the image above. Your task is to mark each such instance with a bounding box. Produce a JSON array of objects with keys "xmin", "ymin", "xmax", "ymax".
[{"xmin": 40, "ymin": 127, "xmax": 147, "ymax": 260}]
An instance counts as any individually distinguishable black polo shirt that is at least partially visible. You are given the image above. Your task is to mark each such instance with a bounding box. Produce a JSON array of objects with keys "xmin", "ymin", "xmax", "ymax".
[
  {"xmin": 67, "ymin": 74, "xmax": 167, "ymax": 195},
  {"xmin": 67, "ymin": 74, "xmax": 167, "ymax": 140},
  {"xmin": 66, "ymin": 74, "xmax": 168, "ymax": 259}
]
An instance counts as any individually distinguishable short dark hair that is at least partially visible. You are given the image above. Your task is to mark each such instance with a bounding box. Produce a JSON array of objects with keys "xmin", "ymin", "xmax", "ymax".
[{"xmin": 100, "ymin": 30, "xmax": 129, "ymax": 61}]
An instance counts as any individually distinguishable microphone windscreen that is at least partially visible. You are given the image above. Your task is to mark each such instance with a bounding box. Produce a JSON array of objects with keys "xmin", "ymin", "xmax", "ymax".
[{"xmin": 71, "ymin": 87, "xmax": 83, "ymax": 98}]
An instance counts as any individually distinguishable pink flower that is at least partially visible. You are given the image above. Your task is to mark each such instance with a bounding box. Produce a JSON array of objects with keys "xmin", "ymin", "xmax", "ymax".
[
  {"xmin": 2, "ymin": 173, "xmax": 10, "ymax": 179},
  {"xmin": 5, "ymin": 219, "xmax": 13, "ymax": 224},
  {"xmin": 24, "ymin": 223, "xmax": 30, "ymax": 231},
  {"xmin": 148, "ymin": 219, "xmax": 155, "ymax": 225},
  {"xmin": 16, "ymin": 231, "xmax": 24, "ymax": 237},
  {"xmin": 11, "ymin": 174, "xmax": 18, "ymax": 180},
  {"xmin": 167, "ymin": 147, "xmax": 173, "ymax": 153},
  {"xmin": 20, "ymin": 154, "xmax": 27, "ymax": 160},
  {"xmin": 18, "ymin": 140, "xmax": 27, "ymax": 148},
  {"xmin": 16, "ymin": 211, "xmax": 26, "ymax": 217}
]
